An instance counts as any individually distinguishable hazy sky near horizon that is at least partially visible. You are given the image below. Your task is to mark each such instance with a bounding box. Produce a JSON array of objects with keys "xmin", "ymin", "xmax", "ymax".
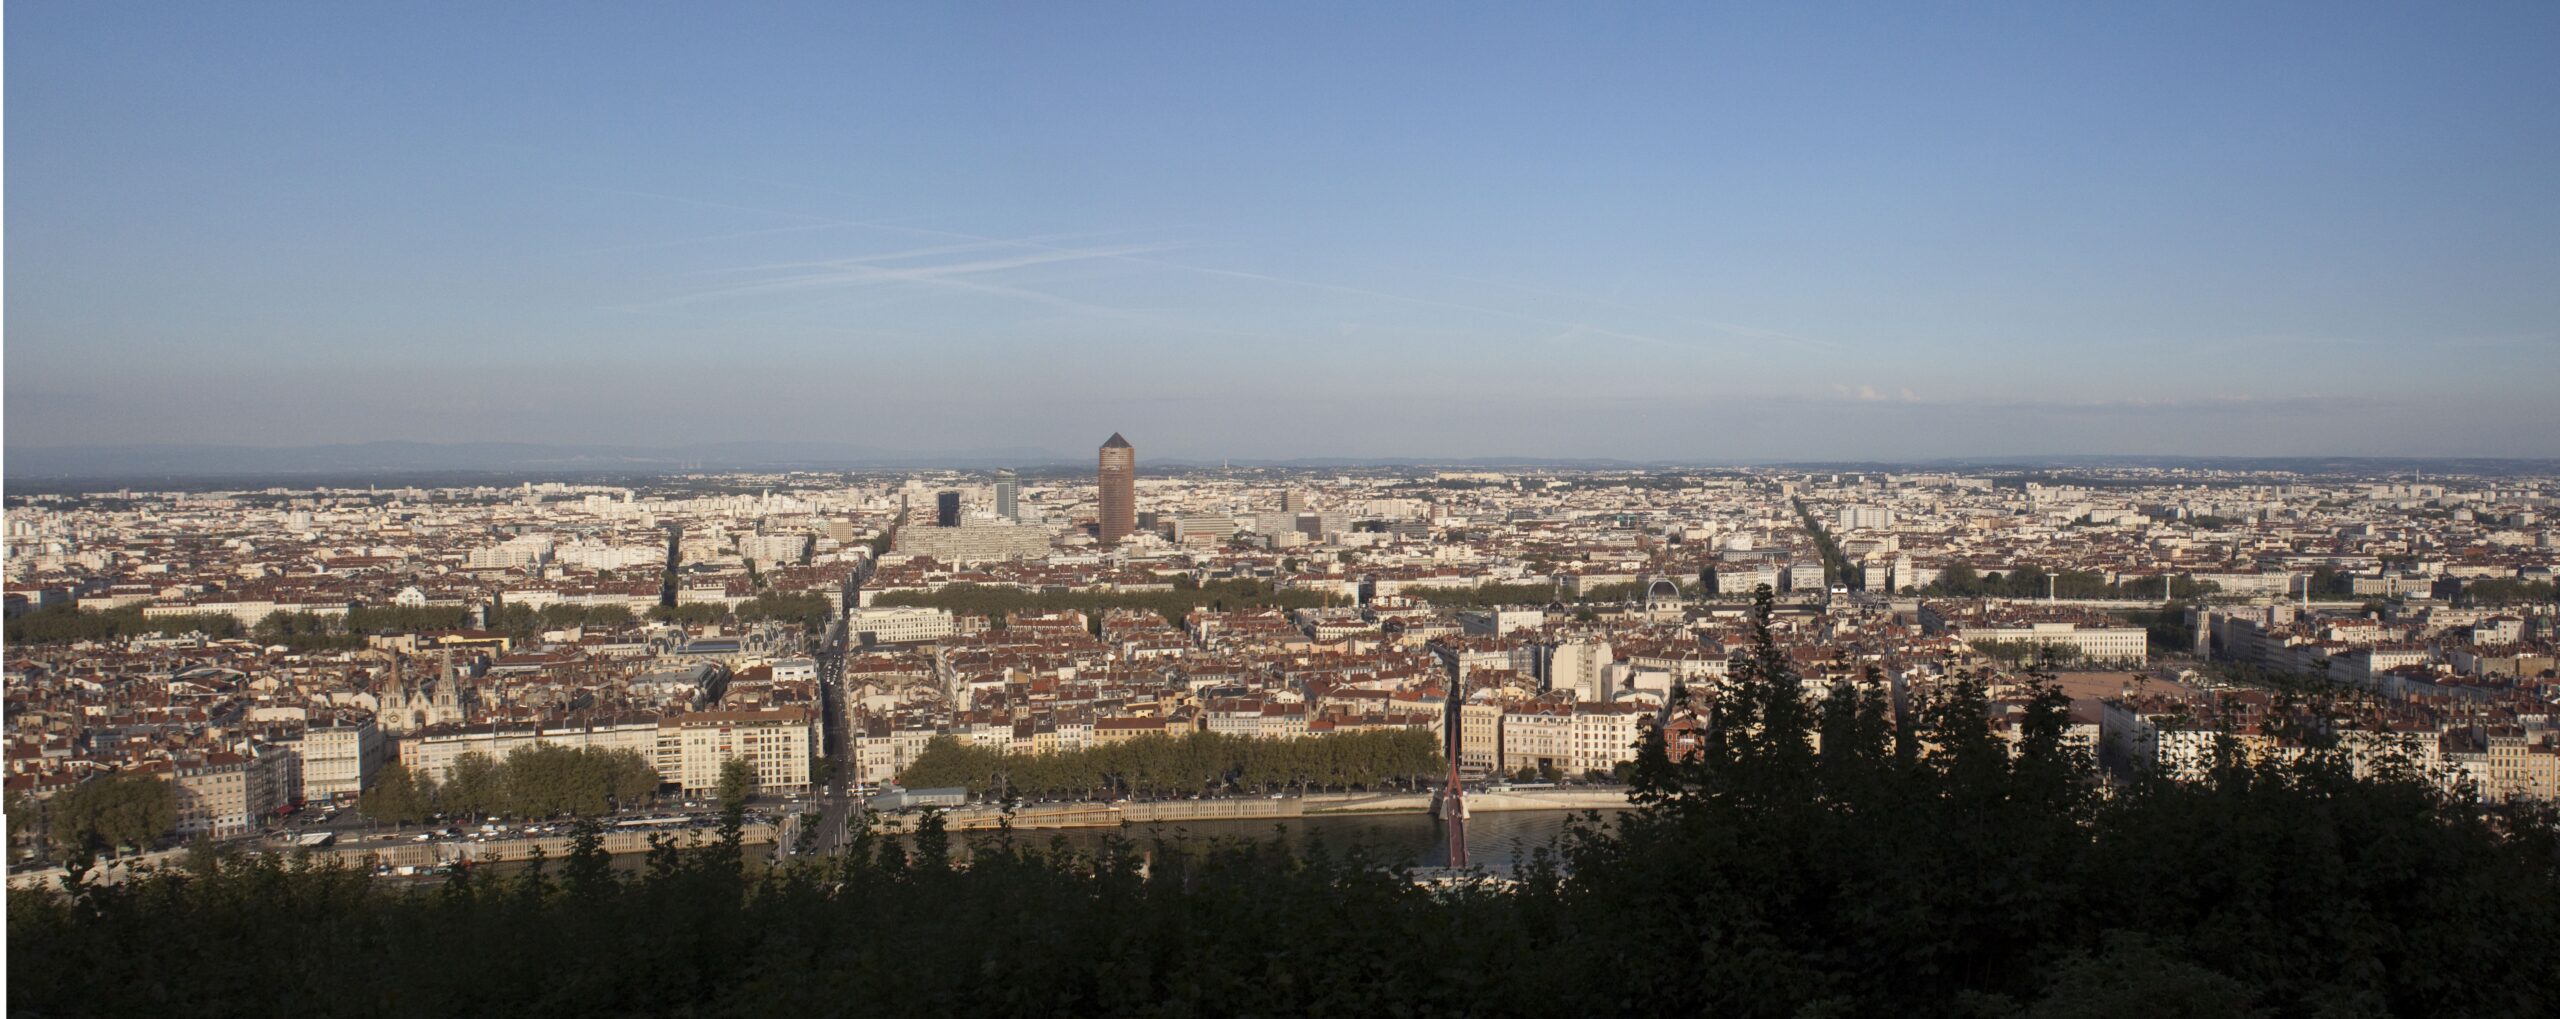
[{"xmin": 8, "ymin": 3, "xmax": 2558, "ymax": 462}]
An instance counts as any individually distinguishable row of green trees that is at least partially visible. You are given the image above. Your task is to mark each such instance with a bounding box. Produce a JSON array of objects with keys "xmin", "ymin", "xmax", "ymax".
[
  {"xmin": 2307, "ymin": 565, "xmax": 2361, "ymax": 598},
  {"xmin": 896, "ymin": 729, "xmax": 1444, "ymax": 800},
  {"xmin": 12, "ymin": 590, "xmax": 2556, "ymax": 1016},
  {"xmin": 2118, "ymin": 606, "xmax": 2199, "ymax": 653},
  {"xmin": 645, "ymin": 591, "xmax": 834, "ymax": 629},
  {"xmin": 1565, "ymin": 589, "xmax": 2558, "ymax": 1015},
  {"xmin": 875, "ymin": 579, "xmax": 1331, "ymax": 628},
  {"xmin": 1967, "ymin": 638, "xmax": 2084, "ymax": 667},
  {"xmin": 645, "ymin": 603, "xmax": 732, "ymax": 625},
  {"xmin": 1924, "ymin": 562, "xmax": 2221, "ymax": 600},
  {"xmin": 1793, "ymin": 496, "xmax": 1856, "ymax": 587},
  {"xmin": 3, "ymin": 604, "xmax": 244, "ymax": 645},
  {"xmin": 2459, "ymin": 576, "xmax": 2556, "ymax": 606},
  {"xmin": 12, "ymin": 773, "xmax": 177, "ymax": 857},
  {"xmin": 360, "ymin": 746, "xmax": 660, "ymax": 824},
  {"xmin": 1404, "ymin": 582, "xmax": 1561, "ymax": 607},
  {"xmin": 1392, "ymin": 579, "xmax": 1713, "ymax": 609},
  {"xmin": 7, "ymin": 587, "xmax": 841, "ymax": 652},
  {"xmin": 248, "ymin": 603, "xmax": 652, "ymax": 651}
]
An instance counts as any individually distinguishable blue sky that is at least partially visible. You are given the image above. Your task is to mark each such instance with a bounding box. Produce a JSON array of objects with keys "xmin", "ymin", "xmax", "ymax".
[{"xmin": 8, "ymin": 3, "xmax": 2557, "ymax": 461}]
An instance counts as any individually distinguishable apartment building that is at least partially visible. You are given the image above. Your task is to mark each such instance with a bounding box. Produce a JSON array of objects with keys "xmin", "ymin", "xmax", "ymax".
[
  {"xmin": 172, "ymin": 748, "xmax": 294, "ymax": 838},
  {"xmin": 667, "ymin": 708, "xmax": 817, "ymax": 795},
  {"xmin": 847, "ymin": 606, "xmax": 959, "ymax": 645},
  {"xmin": 1502, "ymin": 703, "xmax": 1572, "ymax": 775},
  {"xmin": 1569, "ymin": 702, "xmax": 1647, "ymax": 776},
  {"xmin": 300, "ymin": 720, "xmax": 387, "ymax": 800}
]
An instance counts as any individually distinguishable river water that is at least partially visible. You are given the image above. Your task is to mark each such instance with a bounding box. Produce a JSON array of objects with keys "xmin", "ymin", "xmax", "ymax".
[
  {"xmin": 457, "ymin": 808, "xmax": 1629, "ymax": 882},
  {"xmin": 950, "ymin": 808, "xmax": 1625, "ymax": 875}
]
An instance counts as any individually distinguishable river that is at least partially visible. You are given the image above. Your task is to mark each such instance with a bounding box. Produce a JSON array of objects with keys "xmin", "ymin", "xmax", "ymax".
[
  {"xmin": 455, "ymin": 807, "xmax": 1627, "ymax": 882},
  {"xmin": 924, "ymin": 807, "xmax": 1625, "ymax": 875}
]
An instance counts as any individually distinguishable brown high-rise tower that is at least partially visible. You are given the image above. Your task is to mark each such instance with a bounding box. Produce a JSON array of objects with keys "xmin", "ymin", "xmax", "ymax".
[{"xmin": 1097, "ymin": 432, "xmax": 1136, "ymax": 543}]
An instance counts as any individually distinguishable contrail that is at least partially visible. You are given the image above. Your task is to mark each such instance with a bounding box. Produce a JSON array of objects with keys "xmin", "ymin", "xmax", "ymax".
[
  {"xmin": 655, "ymin": 244, "xmax": 1172, "ymax": 310},
  {"xmin": 593, "ymin": 187, "xmax": 1724, "ymax": 347}
]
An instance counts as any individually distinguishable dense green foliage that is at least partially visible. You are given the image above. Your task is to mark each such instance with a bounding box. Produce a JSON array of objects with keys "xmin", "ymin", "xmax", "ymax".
[
  {"xmin": 36, "ymin": 773, "xmax": 177, "ymax": 855},
  {"xmin": 2460, "ymin": 576, "xmax": 2556, "ymax": 606},
  {"xmin": 6, "ymin": 600, "xmax": 652, "ymax": 651},
  {"xmin": 1793, "ymin": 496, "xmax": 1857, "ymax": 588},
  {"xmin": 875, "ymin": 579, "xmax": 1330, "ymax": 627},
  {"xmin": 1967, "ymin": 637, "xmax": 2085, "ymax": 666},
  {"xmin": 716, "ymin": 757, "xmax": 758, "ymax": 804},
  {"xmin": 644, "ymin": 592, "xmax": 833, "ymax": 628},
  {"xmin": 4, "ymin": 604, "xmax": 244, "ymax": 644},
  {"xmin": 646, "ymin": 602, "xmax": 731, "ymax": 624},
  {"xmin": 1926, "ymin": 562, "xmax": 2220, "ymax": 600},
  {"xmin": 1402, "ymin": 580, "xmax": 1708, "ymax": 607},
  {"xmin": 358, "ymin": 747, "xmax": 659, "ymax": 824},
  {"xmin": 345, "ymin": 604, "xmax": 474, "ymax": 632},
  {"xmin": 16, "ymin": 590, "xmax": 814, "ymax": 650},
  {"xmin": 2117, "ymin": 605, "xmax": 2200, "ymax": 653},
  {"xmin": 1404, "ymin": 581, "xmax": 1561, "ymax": 607},
  {"xmin": 733, "ymin": 590, "xmax": 833, "ymax": 629},
  {"xmin": 256, "ymin": 602, "xmax": 649, "ymax": 651},
  {"xmin": 13, "ymin": 593, "xmax": 2557, "ymax": 1017},
  {"xmin": 248, "ymin": 610, "xmax": 369, "ymax": 650},
  {"xmin": 899, "ymin": 729, "xmax": 1443, "ymax": 799},
  {"xmin": 2308, "ymin": 565, "xmax": 2360, "ymax": 598}
]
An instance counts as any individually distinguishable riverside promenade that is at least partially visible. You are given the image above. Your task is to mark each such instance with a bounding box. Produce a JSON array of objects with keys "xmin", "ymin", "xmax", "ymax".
[
  {"xmin": 8, "ymin": 791, "xmax": 1630, "ymax": 890},
  {"xmin": 938, "ymin": 787, "xmax": 1632, "ymax": 832},
  {"xmin": 6, "ymin": 822, "xmax": 783, "ymax": 891}
]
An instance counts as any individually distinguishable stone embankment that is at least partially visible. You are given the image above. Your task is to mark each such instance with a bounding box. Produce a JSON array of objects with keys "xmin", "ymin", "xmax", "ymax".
[
  {"xmin": 939, "ymin": 787, "xmax": 1631, "ymax": 831},
  {"xmin": 8, "ymin": 793, "xmax": 1629, "ymax": 888},
  {"xmin": 311, "ymin": 822, "xmax": 779, "ymax": 869},
  {"xmin": 5, "ymin": 823, "xmax": 781, "ymax": 891}
]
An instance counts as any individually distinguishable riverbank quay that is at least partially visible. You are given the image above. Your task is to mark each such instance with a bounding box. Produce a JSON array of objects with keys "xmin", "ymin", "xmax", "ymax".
[
  {"xmin": 5, "ymin": 790, "xmax": 1629, "ymax": 889},
  {"xmin": 6, "ymin": 822, "xmax": 781, "ymax": 891},
  {"xmin": 936, "ymin": 786, "xmax": 1632, "ymax": 832}
]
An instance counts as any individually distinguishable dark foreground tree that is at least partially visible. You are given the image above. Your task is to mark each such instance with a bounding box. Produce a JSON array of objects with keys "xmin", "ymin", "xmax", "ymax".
[{"xmin": 10, "ymin": 587, "xmax": 2555, "ymax": 1017}]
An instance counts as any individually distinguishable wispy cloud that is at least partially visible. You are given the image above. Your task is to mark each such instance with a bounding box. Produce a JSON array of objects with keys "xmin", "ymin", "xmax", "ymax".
[
  {"xmin": 657, "ymin": 244, "xmax": 1171, "ymax": 307},
  {"xmin": 595, "ymin": 188, "xmax": 1716, "ymax": 347},
  {"xmin": 591, "ymin": 190, "xmax": 1193, "ymax": 320}
]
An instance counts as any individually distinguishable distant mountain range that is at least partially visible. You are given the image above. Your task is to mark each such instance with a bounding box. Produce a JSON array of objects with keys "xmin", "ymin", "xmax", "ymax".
[{"xmin": 6, "ymin": 441, "xmax": 2554, "ymax": 487}]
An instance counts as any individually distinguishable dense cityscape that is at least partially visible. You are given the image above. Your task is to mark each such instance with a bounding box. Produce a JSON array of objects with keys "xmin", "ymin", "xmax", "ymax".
[
  {"xmin": 9, "ymin": 440, "xmax": 2560, "ymax": 1013},
  {"xmin": 11, "ymin": 2, "xmax": 2560, "ymax": 1015},
  {"xmin": 8, "ymin": 438, "xmax": 2557, "ymax": 875}
]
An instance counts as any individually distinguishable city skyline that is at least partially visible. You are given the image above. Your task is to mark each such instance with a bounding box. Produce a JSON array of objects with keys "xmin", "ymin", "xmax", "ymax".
[
  {"xmin": 8, "ymin": 3, "xmax": 2559, "ymax": 463},
  {"xmin": 11, "ymin": 5, "xmax": 2558, "ymax": 1013}
]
